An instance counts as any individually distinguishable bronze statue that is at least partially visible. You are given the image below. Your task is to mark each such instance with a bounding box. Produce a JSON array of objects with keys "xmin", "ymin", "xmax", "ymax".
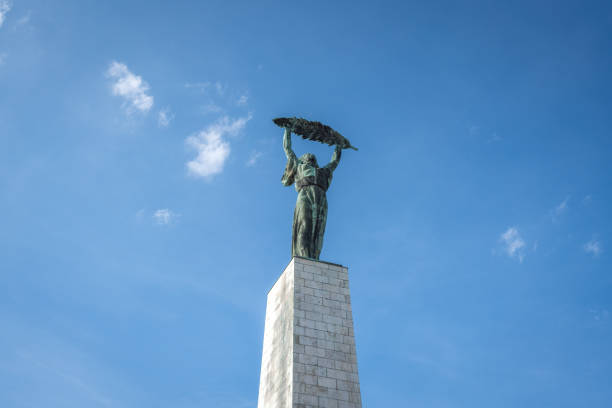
[{"xmin": 274, "ymin": 117, "xmax": 356, "ymax": 260}]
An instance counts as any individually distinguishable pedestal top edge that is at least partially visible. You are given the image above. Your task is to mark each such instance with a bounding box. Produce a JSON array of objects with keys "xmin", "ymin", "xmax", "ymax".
[
  {"xmin": 290, "ymin": 256, "xmax": 345, "ymax": 268},
  {"xmin": 266, "ymin": 257, "xmax": 348, "ymax": 295}
]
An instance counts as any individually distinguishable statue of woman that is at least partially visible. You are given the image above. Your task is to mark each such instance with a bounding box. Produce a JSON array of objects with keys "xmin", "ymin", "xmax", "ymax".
[{"xmin": 281, "ymin": 127, "xmax": 342, "ymax": 260}]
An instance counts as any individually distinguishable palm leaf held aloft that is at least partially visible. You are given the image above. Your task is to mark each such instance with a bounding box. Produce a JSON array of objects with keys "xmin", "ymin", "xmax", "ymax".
[{"xmin": 273, "ymin": 117, "xmax": 358, "ymax": 151}]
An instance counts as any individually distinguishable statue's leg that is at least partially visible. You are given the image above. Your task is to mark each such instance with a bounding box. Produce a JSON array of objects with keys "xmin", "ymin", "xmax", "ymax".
[
  {"xmin": 291, "ymin": 205, "xmax": 298, "ymax": 258},
  {"xmin": 312, "ymin": 192, "xmax": 328, "ymax": 260},
  {"xmin": 294, "ymin": 190, "xmax": 313, "ymax": 258}
]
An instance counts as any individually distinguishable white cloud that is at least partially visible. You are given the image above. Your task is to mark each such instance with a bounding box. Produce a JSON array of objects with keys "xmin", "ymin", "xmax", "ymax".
[
  {"xmin": 186, "ymin": 115, "xmax": 251, "ymax": 179},
  {"xmin": 500, "ymin": 227, "xmax": 526, "ymax": 262},
  {"xmin": 246, "ymin": 150, "xmax": 262, "ymax": 167},
  {"xmin": 237, "ymin": 94, "xmax": 248, "ymax": 105},
  {"xmin": 185, "ymin": 81, "xmax": 211, "ymax": 92},
  {"xmin": 106, "ymin": 61, "xmax": 154, "ymax": 114},
  {"xmin": 0, "ymin": 52, "xmax": 7, "ymax": 65},
  {"xmin": 157, "ymin": 108, "xmax": 174, "ymax": 128},
  {"xmin": 201, "ymin": 103, "xmax": 223, "ymax": 115},
  {"xmin": 214, "ymin": 81, "xmax": 226, "ymax": 96},
  {"xmin": 184, "ymin": 81, "xmax": 225, "ymax": 96},
  {"xmin": 551, "ymin": 196, "xmax": 569, "ymax": 219},
  {"xmin": 153, "ymin": 209, "xmax": 179, "ymax": 225},
  {"xmin": 487, "ymin": 133, "xmax": 502, "ymax": 143},
  {"xmin": 583, "ymin": 239, "xmax": 602, "ymax": 257},
  {"xmin": 0, "ymin": 1, "xmax": 11, "ymax": 28}
]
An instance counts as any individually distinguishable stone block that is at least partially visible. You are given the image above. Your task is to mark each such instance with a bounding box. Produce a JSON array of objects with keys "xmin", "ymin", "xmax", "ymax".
[{"xmin": 257, "ymin": 257, "xmax": 362, "ymax": 408}]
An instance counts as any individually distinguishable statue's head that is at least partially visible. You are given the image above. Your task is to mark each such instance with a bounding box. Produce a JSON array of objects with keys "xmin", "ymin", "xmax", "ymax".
[{"xmin": 300, "ymin": 153, "xmax": 318, "ymax": 167}]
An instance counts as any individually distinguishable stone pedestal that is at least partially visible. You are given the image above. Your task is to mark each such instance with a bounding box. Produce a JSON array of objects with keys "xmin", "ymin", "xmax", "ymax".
[{"xmin": 257, "ymin": 257, "xmax": 362, "ymax": 408}]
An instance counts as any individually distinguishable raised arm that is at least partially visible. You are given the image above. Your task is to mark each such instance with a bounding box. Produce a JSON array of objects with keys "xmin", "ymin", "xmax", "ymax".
[
  {"xmin": 325, "ymin": 145, "xmax": 342, "ymax": 172},
  {"xmin": 283, "ymin": 128, "xmax": 297, "ymax": 161}
]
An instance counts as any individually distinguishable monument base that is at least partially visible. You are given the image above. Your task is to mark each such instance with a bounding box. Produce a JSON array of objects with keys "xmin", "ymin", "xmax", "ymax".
[{"xmin": 257, "ymin": 257, "xmax": 362, "ymax": 408}]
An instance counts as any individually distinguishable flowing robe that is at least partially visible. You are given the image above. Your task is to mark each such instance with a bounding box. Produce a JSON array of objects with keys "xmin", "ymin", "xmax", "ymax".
[{"xmin": 282, "ymin": 133, "xmax": 341, "ymax": 260}]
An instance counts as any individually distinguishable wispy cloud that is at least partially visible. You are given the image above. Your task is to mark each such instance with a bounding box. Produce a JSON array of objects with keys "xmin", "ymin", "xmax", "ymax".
[
  {"xmin": 106, "ymin": 61, "xmax": 154, "ymax": 114},
  {"xmin": 246, "ymin": 150, "xmax": 262, "ymax": 167},
  {"xmin": 237, "ymin": 94, "xmax": 248, "ymax": 106},
  {"xmin": 157, "ymin": 107, "xmax": 174, "ymax": 128},
  {"xmin": 470, "ymin": 124, "xmax": 501, "ymax": 143},
  {"xmin": 0, "ymin": 52, "xmax": 7, "ymax": 65},
  {"xmin": 153, "ymin": 209, "xmax": 179, "ymax": 225},
  {"xmin": 487, "ymin": 132, "xmax": 502, "ymax": 143},
  {"xmin": 589, "ymin": 309, "xmax": 609, "ymax": 322},
  {"xmin": 185, "ymin": 81, "xmax": 226, "ymax": 96},
  {"xmin": 0, "ymin": 1, "xmax": 11, "ymax": 28},
  {"xmin": 14, "ymin": 10, "xmax": 30, "ymax": 28},
  {"xmin": 186, "ymin": 115, "xmax": 251, "ymax": 179},
  {"xmin": 187, "ymin": 80, "xmax": 249, "ymax": 113},
  {"xmin": 214, "ymin": 81, "xmax": 226, "ymax": 96},
  {"xmin": 201, "ymin": 103, "xmax": 223, "ymax": 115},
  {"xmin": 184, "ymin": 81, "xmax": 211, "ymax": 92},
  {"xmin": 551, "ymin": 196, "xmax": 569, "ymax": 220},
  {"xmin": 583, "ymin": 239, "xmax": 602, "ymax": 257},
  {"xmin": 500, "ymin": 227, "xmax": 526, "ymax": 262}
]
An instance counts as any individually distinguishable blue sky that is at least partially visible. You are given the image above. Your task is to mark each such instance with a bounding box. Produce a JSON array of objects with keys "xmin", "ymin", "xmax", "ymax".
[{"xmin": 1, "ymin": 0, "xmax": 611, "ymax": 406}]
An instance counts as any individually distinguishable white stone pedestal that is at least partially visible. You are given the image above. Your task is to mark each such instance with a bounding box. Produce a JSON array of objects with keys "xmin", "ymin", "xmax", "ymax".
[{"xmin": 257, "ymin": 257, "xmax": 362, "ymax": 408}]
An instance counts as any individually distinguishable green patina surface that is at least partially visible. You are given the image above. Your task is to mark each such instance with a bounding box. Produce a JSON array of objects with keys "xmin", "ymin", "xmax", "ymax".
[{"xmin": 281, "ymin": 127, "xmax": 344, "ymax": 260}]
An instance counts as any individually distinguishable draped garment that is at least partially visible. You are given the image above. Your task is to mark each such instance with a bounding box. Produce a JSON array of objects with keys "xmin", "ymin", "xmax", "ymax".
[{"xmin": 282, "ymin": 148, "xmax": 340, "ymax": 260}]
